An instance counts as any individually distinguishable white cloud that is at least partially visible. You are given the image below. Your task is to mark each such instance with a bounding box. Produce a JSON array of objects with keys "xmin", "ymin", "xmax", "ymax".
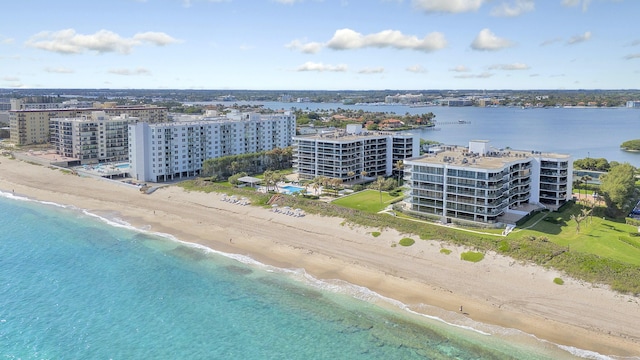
[
  {"xmin": 326, "ymin": 28, "xmax": 447, "ymax": 52},
  {"xmin": 540, "ymin": 37, "xmax": 562, "ymax": 46},
  {"xmin": 26, "ymin": 29, "xmax": 179, "ymax": 55},
  {"xmin": 358, "ymin": 67, "xmax": 385, "ymax": 74},
  {"xmin": 488, "ymin": 62, "xmax": 530, "ymax": 70},
  {"xmin": 450, "ymin": 65, "xmax": 470, "ymax": 72},
  {"xmin": 629, "ymin": 39, "xmax": 640, "ymax": 46},
  {"xmin": 561, "ymin": 0, "xmax": 591, "ymax": 11},
  {"xmin": 182, "ymin": 0, "xmax": 230, "ymax": 7},
  {"xmin": 490, "ymin": 0, "xmax": 534, "ymax": 17},
  {"xmin": 470, "ymin": 28, "xmax": 514, "ymax": 51},
  {"xmin": 285, "ymin": 39, "xmax": 324, "ymax": 54},
  {"xmin": 412, "ymin": 0, "xmax": 485, "ymax": 13},
  {"xmin": 7, "ymin": 82, "xmax": 28, "ymax": 88},
  {"xmin": 44, "ymin": 67, "xmax": 74, "ymax": 74},
  {"xmin": 406, "ymin": 64, "xmax": 427, "ymax": 73},
  {"xmin": 133, "ymin": 32, "xmax": 180, "ymax": 46},
  {"xmin": 454, "ymin": 72, "xmax": 493, "ymax": 79},
  {"xmin": 2, "ymin": 76, "xmax": 20, "ymax": 82},
  {"xmin": 108, "ymin": 67, "xmax": 152, "ymax": 76},
  {"xmin": 296, "ymin": 62, "xmax": 348, "ymax": 72},
  {"xmin": 624, "ymin": 53, "xmax": 640, "ymax": 60},
  {"xmin": 1, "ymin": 35, "xmax": 14, "ymax": 45},
  {"xmin": 566, "ymin": 31, "xmax": 591, "ymax": 45}
]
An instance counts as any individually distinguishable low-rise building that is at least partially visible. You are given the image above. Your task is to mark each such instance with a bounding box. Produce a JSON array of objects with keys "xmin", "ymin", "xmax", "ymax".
[
  {"xmin": 292, "ymin": 124, "xmax": 419, "ymax": 183},
  {"xmin": 403, "ymin": 140, "xmax": 572, "ymax": 225},
  {"xmin": 626, "ymin": 101, "xmax": 640, "ymax": 108},
  {"xmin": 128, "ymin": 111, "xmax": 296, "ymax": 182}
]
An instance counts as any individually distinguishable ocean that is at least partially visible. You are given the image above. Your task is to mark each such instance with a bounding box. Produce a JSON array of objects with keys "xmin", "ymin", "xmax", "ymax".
[{"xmin": 0, "ymin": 192, "xmax": 615, "ymax": 359}]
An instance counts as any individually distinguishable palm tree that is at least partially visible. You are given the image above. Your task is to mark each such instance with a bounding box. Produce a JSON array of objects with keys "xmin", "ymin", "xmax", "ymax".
[
  {"xmin": 230, "ymin": 161, "xmax": 240, "ymax": 176},
  {"xmin": 263, "ymin": 170, "xmax": 274, "ymax": 192},
  {"xmin": 394, "ymin": 160, "xmax": 404, "ymax": 187},
  {"xmin": 373, "ymin": 176, "xmax": 386, "ymax": 203},
  {"xmin": 347, "ymin": 171, "xmax": 355, "ymax": 182},
  {"xmin": 272, "ymin": 171, "xmax": 284, "ymax": 192},
  {"xmin": 331, "ymin": 178, "xmax": 343, "ymax": 196},
  {"xmin": 313, "ymin": 176, "xmax": 328, "ymax": 195},
  {"xmin": 360, "ymin": 170, "xmax": 368, "ymax": 180},
  {"xmin": 573, "ymin": 178, "xmax": 582, "ymax": 199}
]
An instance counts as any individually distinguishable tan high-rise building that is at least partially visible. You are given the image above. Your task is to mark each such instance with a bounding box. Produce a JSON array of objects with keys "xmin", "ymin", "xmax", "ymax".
[{"xmin": 9, "ymin": 105, "xmax": 167, "ymax": 146}]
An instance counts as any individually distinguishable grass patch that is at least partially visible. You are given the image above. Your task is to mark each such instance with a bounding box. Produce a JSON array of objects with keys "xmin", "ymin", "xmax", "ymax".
[
  {"xmin": 371, "ymin": 231, "xmax": 381, "ymax": 237},
  {"xmin": 553, "ymin": 277, "xmax": 565, "ymax": 285},
  {"xmin": 440, "ymin": 248, "xmax": 452, "ymax": 255},
  {"xmin": 461, "ymin": 251, "xmax": 484, "ymax": 262},
  {"xmin": 178, "ymin": 178, "xmax": 640, "ymax": 295},
  {"xmin": 332, "ymin": 189, "xmax": 403, "ymax": 213},
  {"xmin": 515, "ymin": 202, "xmax": 640, "ymax": 267},
  {"xmin": 399, "ymin": 237, "xmax": 415, "ymax": 246},
  {"xmin": 497, "ymin": 240, "xmax": 510, "ymax": 253}
]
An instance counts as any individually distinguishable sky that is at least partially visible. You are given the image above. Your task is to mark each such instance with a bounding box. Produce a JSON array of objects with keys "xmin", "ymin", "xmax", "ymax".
[{"xmin": 0, "ymin": 0, "xmax": 638, "ymax": 90}]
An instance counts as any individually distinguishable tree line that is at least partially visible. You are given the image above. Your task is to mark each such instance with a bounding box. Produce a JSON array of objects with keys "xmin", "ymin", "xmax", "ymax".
[
  {"xmin": 573, "ymin": 158, "xmax": 638, "ymax": 218},
  {"xmin": 201, "ymin": 147, "xmax": 293, "ymax": 181}
]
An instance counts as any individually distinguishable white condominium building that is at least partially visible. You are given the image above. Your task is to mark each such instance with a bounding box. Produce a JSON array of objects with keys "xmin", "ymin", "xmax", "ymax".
[
  {"xmin": 49, "ymin": 111, "xmax": 138, "ymax": 164},
  {"xmin": 128, "ymin": 111, "xmax": 296, "ymax": 182},
  {"xmin": 403, "ymin": 140, "xmax": 572, "ymax": 225},
  {"xmin": 293, "ymin": 124, "xmax": 420, "ymax": 183}
]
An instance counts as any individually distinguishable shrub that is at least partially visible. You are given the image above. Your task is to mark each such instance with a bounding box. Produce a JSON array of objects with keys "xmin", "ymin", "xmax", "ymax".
[
  {"xmin": 497, "ymin": 240, "xmax": 510, "ymax": 253},
  {"xmin": 461, "ymin": 251, "xmax": 484, "ymax": 262},
  {"xmin": 553, "ymin": 277, "xmax": 564, "ymax": 285},
  {"xmin": 371, "ymin": 231, "xmax": 381, "ymax": 237},
  {"xmin": 399, "ymin": 237, "xmax": 415, "ymax": 246},
  {"xmin": 440, "ymin": 248, "xmax": 452, "ymax": 255}
]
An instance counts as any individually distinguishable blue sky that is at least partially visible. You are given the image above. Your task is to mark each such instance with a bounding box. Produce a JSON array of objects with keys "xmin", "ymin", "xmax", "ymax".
[{"xmin": 1, "ymin": 0, "xmax": 638, "ymax": 90}]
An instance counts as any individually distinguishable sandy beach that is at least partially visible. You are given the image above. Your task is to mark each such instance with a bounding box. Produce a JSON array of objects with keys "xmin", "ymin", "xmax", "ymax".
[{"xmin": 0, "ymin": 158, "xmax": 638, "ymax": 357}]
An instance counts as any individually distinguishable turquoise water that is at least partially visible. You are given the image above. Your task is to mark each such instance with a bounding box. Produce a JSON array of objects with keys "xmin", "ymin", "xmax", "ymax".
[
  {"xmin": 0, "ymin": 192, "xmax": 608, "ymax": 359},
  {"xmin": 281, "ymin": 185, "xmax": 305, "ymax": 194}
]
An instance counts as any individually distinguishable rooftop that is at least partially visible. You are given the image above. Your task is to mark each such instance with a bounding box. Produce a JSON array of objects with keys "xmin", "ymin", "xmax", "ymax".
[
  {"xmin": 411, "ymin": 143, "xmax": 570, "ymax": 170},
  {"xmin": 294, "ymin": 129, "xmax": 414, "ymax": 143}
]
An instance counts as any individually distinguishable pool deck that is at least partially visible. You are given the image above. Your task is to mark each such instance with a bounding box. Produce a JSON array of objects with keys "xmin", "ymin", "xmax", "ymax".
[
  {"xmin": 75, "ymin": 163, "xmax": 130, "ymax": 179},
  {"xmin": 258, "ymin": 182, "xmax": 323, "ymax": 196}
]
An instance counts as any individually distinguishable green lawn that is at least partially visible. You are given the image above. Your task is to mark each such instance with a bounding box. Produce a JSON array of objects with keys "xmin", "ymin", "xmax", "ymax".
[
  {"xmin": 331, "ymin": 189, "xmax": 403, "ymax": 213},
  {"xmin": 513, "ymin": 203, "xmax": 640, "ymax": 266}
]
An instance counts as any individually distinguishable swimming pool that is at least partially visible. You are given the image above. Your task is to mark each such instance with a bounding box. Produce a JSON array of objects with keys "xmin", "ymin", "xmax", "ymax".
[
  {"xmin": 281, "ymin": 185, "xmax": 305, "ymax": 194},
  {"xmin": 116, "ymin": 163, "xmax": 130, "ymax": 169}
]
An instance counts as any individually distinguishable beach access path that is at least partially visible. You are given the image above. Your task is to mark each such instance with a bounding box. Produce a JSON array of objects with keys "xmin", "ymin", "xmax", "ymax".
[{"xmin": 0, "ymin": 158, "xmax": 638, "ymax": 357}]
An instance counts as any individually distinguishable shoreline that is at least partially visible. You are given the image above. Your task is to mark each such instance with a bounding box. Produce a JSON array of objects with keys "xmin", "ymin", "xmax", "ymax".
[{"xmin": 0, "ymin": 159, "xmax": 639, "ymax": 358}]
